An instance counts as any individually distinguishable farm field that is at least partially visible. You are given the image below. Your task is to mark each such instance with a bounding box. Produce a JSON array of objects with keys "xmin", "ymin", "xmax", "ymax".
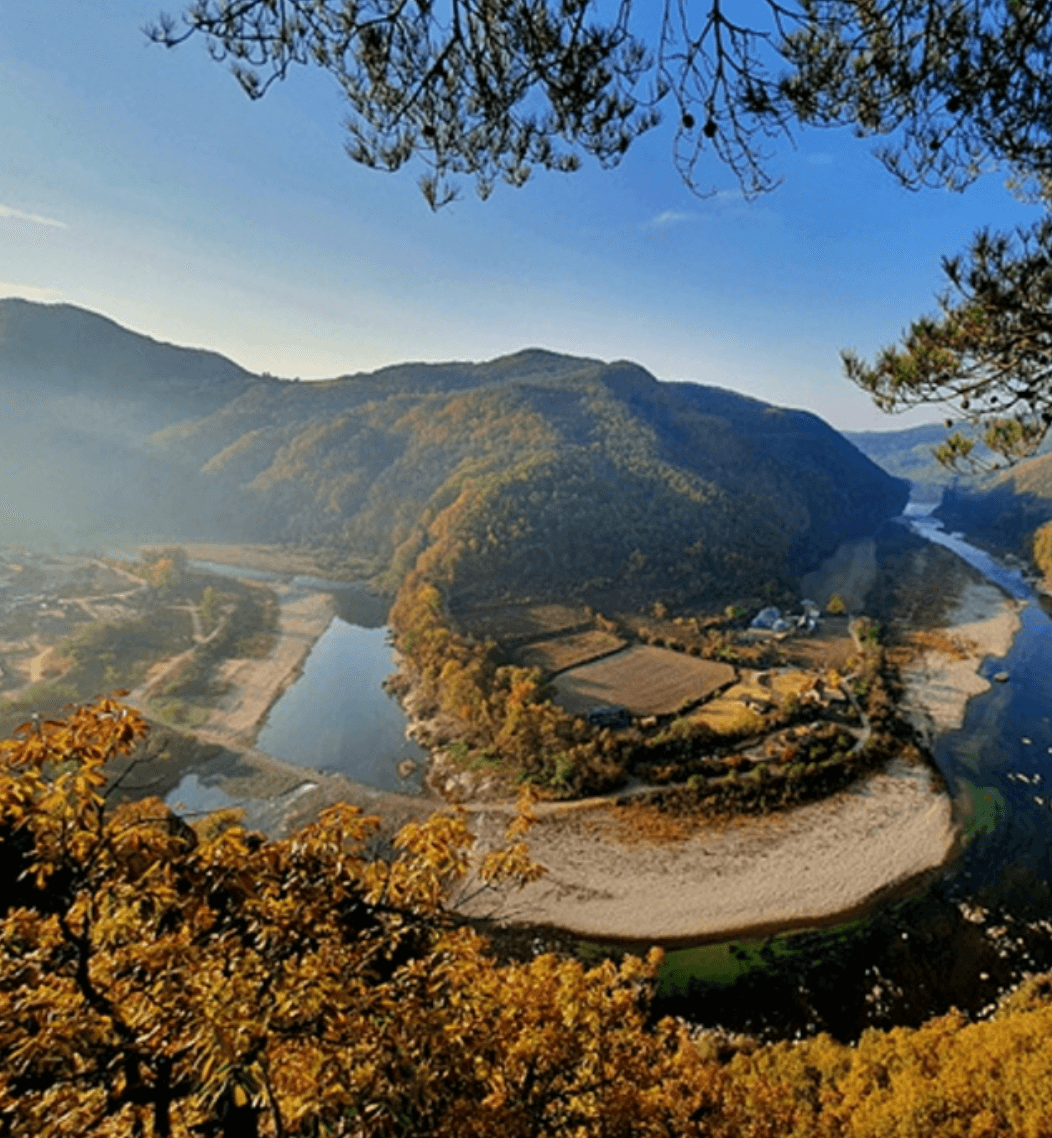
[
  {"xmin": 514, "ymin": 629, "xmax": 625, "ymax": 673},
  {"xmin": 688, "ymin": 668, "xmax": 817, "ymax": 735},
  {"xmin": 552, "ymin": 645, "xmax": 735, "ymax": 717},
  {"xmin": 455, "ymin": 602, "xmax": 589, "ymax": 642},
  {"xmin": 776, "ymin": 615, "xmax": 857, "ymax": 671}
]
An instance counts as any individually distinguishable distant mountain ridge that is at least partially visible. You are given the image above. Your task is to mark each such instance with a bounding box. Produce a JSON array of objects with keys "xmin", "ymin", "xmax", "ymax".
[
  {"xmin": 842, "ymin": 422, "xmax": 994, "ymax": 498},
  {"xmin": 843, "ymin": 418, "xmax": 1052, "ymax": 560},
  {"xmin": 0, "ymin": 299, "xmax": 908, "ymax": 606}
]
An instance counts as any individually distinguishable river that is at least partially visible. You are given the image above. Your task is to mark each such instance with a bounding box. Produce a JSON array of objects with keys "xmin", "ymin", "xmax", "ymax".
[
  {"xmin": 162, "ymin": 560, "xmax": 429, "ymax": 825},
  {"xmin": 255, "ymin": 615, "xmax": 428, "ymax": 794},
  {"xmin": 171, "ymin": 527, "xmax": 1052, "ymax": 1042},
  {"xmin": 655, "ymin": 504, "xmax": 1052, "ymax": 1041}
]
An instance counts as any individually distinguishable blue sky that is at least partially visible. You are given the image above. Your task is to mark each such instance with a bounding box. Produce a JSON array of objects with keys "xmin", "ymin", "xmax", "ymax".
[{"xmin": 1, "ymin": 0, "xmax": 1043, "ymax": 430}]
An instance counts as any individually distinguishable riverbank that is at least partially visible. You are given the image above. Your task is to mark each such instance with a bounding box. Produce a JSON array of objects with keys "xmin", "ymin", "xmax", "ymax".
[
  {"xmin": 135, "ymin": 534, "xmax": 1022, "ymax": 947},
  {"xmin": 463, "ymin": 755, "xmax": 955, "ymax": 944},
  {"xmin": 898, "ymin": 581, "xmax": 1023, "ymax": 747},
  {"xmin": 200, "ymin": 587, "xmax": 336, "ymax": 745},
  {"xmin": 455, "ymin": 556, "xmax": 1024, "ymax": 944},
  {"xmin": 126, "ymin": 583, "xmax": 336, "ymax": 749}
]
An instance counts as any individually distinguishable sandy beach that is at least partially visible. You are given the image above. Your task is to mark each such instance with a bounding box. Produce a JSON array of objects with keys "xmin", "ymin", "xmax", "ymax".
[
  {"xmin": 898, "ymin": 581, "xmax": 1022, "ymax": 745},
  {"xmin": 458, "ymin": 582, "xmax": 1023, "ymax": 944},
  {"xmin": 201, "ymin": 587, "xmax": 336, "ymax": 744},
  {"xmin": 463, "ymin": 756, "xmax": 956, "ymax": 944}
]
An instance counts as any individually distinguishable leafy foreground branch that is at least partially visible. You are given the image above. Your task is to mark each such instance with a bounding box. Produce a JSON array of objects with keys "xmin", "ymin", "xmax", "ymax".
[
  {"xmin": 0, "ymin": 699, "xmax": 692, "ymax": 1137},
  {"xmin": 151, "ymin": 1, "xmax": 1052, "ymax": 206},
  {"xmin": 844, "ymin": 215, "xmax": 1052, "ymax": 475},
  {"xmin": 6, "ymin": 701, "xmax": 1052, "ymax": 1136}
]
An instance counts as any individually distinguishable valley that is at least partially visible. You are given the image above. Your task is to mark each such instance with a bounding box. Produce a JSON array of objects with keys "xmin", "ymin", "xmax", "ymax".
[
  {"xmin": 0, "ymin": 518, "xmax": 1006, "ymax": 952},
  {"xmin": 5, "ymin": 298, "xmax": 1052, "ymax": 1047}
]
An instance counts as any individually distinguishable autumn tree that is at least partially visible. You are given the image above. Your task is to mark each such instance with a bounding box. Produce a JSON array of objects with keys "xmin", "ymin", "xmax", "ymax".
[
  {"xmin": 0, "ymin": 698, "xmax": 716, "ymax": 1138},
  {"xmin": 8, "ymin": 708, "xmax": 1052, "ymax": 1135}
]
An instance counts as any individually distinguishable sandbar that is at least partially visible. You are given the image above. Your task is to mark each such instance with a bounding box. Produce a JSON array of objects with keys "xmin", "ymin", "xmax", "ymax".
[
  {"xmin": 200, "ymin": 587, "xmax": 336, "ymax": 744},
  {"xmin": 464, "ymin": 756, "xmax": 955, "ymax": 944},
  {"xmin": 898, "ymin": 581, "xmax": 1022, "ymax": 744},
  {"xmin": 461, "ymin": 583, "xmax": 1022, "ymax": 944}
]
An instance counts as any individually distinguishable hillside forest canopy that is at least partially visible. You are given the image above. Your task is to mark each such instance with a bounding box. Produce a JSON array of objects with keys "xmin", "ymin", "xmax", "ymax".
[{"xmin": 0, "ymin": 306, "xmax": 915, "ymax": 795}]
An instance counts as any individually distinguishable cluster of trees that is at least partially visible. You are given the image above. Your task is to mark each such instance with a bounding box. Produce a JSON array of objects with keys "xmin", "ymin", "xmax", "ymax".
[
  {"xmin": 133, "ymin": 356, "xmax": 905, "ymax": 611},
  {"xmin": 1033, "ymin": 519, "xmax": 1052, "ymax": 583},
  {"xmin": 0, "ymin": 607, "xmax": 195, "ymax": 743},
  {"xmin": 134, "ymin": 548, "xmax": 192, "ymax": 594},
  {"xmin": 0, "ymin": 554, "xmax": 280, "ymax": 740},
  {"xmin": 391, "ymin": 519, "xmax": 909, "ymax": 809},
  {"xmin": 635, "ymin": 629, "xmax": 910, "ymax": 819},
  {"xmin": 390, "ymin": 568, "xmax": 626, "ymax": 796},
  {"xmin": 5, "ymin": 698, "xmax": 1052, "ymax": 1136}
]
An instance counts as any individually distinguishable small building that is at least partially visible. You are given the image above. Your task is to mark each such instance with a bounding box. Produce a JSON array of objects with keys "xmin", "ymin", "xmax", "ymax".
[
  {"xmin": 750, "ymin": 606, "xmax": 782, "ymax": 630},
  {"xmin": 586, "ymin": 705, "xmax": 631, "ymax": 729}
]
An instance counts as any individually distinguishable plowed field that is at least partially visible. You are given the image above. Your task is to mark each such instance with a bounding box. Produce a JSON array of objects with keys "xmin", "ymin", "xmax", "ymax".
[
  {"xmin": 552, "ymin": 645, "xmax": 735, "ymax": 717},
  {"xmin": 515, "ymin": 630, "xmax": 625, "ymax": 673}
]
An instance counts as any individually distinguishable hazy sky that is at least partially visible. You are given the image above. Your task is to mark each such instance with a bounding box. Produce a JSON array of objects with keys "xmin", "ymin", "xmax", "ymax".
[{"xmin": 1, "ymin": 1, "xmax": 1043, "ymax": 430}]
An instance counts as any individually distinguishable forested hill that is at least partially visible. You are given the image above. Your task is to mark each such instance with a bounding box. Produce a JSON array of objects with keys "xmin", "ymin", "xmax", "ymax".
[
  {"xmin": 843, "ymin": 422, "xmax": 986, "ymax": 494},
  {"xmin": 0, "ymin": 300, "xmax": 907, "ymax": 604}
]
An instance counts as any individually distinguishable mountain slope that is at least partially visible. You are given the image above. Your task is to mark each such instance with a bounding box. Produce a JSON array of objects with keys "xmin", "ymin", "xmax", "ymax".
[
  {"xmin": 936, "ymin": 451, "xmax": 1052, "ymax": 557},
  {"xmin": 0, "ymin": 300, "xmax": 908, "ymax": 605}
]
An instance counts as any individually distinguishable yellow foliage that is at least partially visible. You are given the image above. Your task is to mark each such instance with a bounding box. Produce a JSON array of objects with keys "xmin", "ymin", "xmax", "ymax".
[
  {"xmin": 5, "ymin": 701, "xmax": 1052, "ymax": 1137},
  {"xmin": 1032, "ymin": 519, "xmax": 1052, "ymax": 584},
  {"xmin": 0, "ymin": 702, "xmax": 698, "ymax": 1137}
]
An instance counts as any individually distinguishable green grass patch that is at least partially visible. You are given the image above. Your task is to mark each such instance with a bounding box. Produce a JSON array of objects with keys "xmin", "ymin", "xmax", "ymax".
[{"xmin": 658, "ymin": 936, "xmax": 796, "ymax": 997}]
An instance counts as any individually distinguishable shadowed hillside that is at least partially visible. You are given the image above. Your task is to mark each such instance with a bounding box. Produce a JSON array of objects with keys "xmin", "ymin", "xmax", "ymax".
[
  {"xmin": 936, "ymin": 451, "xmax": 1052, "ymax": 564},
  {"xmin": 0, "ymin": 300, "xmax": 267, "ymax": 545},
  {"xmin": 0, "ymin": 300, "xmax": 907, "ymax": 606}
]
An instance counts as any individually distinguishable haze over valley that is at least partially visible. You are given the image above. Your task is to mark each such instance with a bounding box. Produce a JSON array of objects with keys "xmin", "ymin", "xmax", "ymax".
[{"xmin": 10, "ymin": 289, "xmax": 1052, "ymax": 1097}]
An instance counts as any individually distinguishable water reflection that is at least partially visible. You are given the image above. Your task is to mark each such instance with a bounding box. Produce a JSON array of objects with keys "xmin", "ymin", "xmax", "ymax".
[
  {"xmin": 256, "ymin": 617, "xmax": 427, "ymax": 794},
  {"xmin": 658, "ymin": 502, "xmax": 1052, "ymax": 1041},
  {"xmin": 904, "ymin": 514, "xmax": 1032, "ymax": 600},
  {"xmin": 166, "ymin": 773, "xmax": 320, "ymax": 834}
]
